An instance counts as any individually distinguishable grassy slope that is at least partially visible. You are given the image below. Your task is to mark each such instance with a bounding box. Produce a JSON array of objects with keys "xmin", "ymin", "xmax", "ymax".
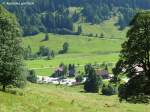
[
  {"xmin": 75, "ymin": 16, "xmax": 128, "ymax": 38},
  {"xmin": 22, "ymin": 17, "xmax": 127, "ymax": 76},
  {"xmin": 0, "ymin": 83, "xmax": 149, "ymax": 112},
  {"xmin": 23, "ymin": 16, "xmax": 126, "ymax": 53},
  {"xmin": 23, "ymin": 33, "xmax": 123, "ymax": 75},
  {"xmin": 25, "ymin": 53, "xmax": 119, "ymax": 75},
  {"xmin": 23, "ymin": 33, "xmax": 123, "ymax": 54}
]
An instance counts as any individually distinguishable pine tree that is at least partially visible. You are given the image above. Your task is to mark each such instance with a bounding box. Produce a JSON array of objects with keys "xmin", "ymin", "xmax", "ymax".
[
  {"xmin": 51, "ymin": 50, "xmax": 55, "ymax": 58},
  {"xmin": 63, "ymin": 42, "xmax": 69, "ymax": 53},
  {"xmin": 44, "ymin": 33, "xmax": 49, "ymax": 41},
  {"xmin": 47, "ymin": 51, "xmax": 51, "ymax": 60},
  {"xmin": 84, "ymin": 64, "xmax": 102, "ymax": 93},
  {"xmin": 105, "ymin": 64, "xmax": 108, "ymax": 71},
  {"xmin": 77, "ymin": 25, "xmax": 82, "ymax": 35},
  {"xmin": 24, "ymin": 45, "xmax": 32, "ymax": 60}
]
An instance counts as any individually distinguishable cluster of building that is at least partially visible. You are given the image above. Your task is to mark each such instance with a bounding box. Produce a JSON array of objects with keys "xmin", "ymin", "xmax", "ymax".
[{"xmin": 36, "ymin": 63, "xmax": 116, "ymax": 86}]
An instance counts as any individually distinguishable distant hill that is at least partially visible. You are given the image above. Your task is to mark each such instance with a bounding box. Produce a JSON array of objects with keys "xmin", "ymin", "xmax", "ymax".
[{"xmin": 2, "ymin": 0, "xmax": 150, "ymax": 36}]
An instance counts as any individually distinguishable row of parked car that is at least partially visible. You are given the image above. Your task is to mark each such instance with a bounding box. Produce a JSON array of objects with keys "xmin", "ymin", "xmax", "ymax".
[{"xmin": 37, "ymin": 76, "xmax": 86, "ymax": 86}]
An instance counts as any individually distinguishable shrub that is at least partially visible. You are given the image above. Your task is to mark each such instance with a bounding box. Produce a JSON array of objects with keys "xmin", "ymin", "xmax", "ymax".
[
  {"xmin": 47, "ymin": 51, "xmax": 52, "ymax": 60},
  {"xmin": 75, "ymin": 75, "xmax": 83, "ymax": 83},
  {"xmin": 27, "ymin": 70, "xmax": 37, "ymax": 83},
  {"xmin": 14, "ymin": 70, "xmax": 27, "ymax": 88},
  {"xmin": 100, "ymin": 33, "xmax": 104, "ymax": 38},
  {"xmin": 23, "ymin": 26, "xmax": 40, "ymax": 36},
  {"xmin": 88, "ymin": 33, "xmax": 93, "ymax": 37},
  {"xmin": 101, "ymin": 84, "xmax": 118, "ymax": 96},
  {"xmin": 23, "ymin": 45, "xmax": 32, "ymax": 60},
  {"xmin": 37, "ymin": 46, "xmax": 49, "ymax": 56},
  {"xmin": 58, "ymin": 42, "xmax": 69, "ymax": 54},
  {"xmin": 56, "ymin": 28, "xmax": 78, "ymax": 35},
  {"xmin": 42, "ymin": 33, "xmax": 49, "ymax": 41}
]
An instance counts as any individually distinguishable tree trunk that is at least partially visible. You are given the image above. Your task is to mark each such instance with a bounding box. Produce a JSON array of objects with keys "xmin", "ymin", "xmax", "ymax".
[{"xmin": 2, "ymin": 85, "xmax": 6, "ymax": 92}]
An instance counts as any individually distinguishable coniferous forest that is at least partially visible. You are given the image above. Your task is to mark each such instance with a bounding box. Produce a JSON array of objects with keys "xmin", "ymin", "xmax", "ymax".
[{"xmin": 3, "ymin": 0, "xmax": 150, "ymax": 36}]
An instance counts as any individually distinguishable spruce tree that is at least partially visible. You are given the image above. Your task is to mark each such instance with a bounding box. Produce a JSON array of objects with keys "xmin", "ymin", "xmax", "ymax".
[
  {"xmin": 77, "ymin": 25, "xmax": 82, "ymax": 35},
  {"xmin": 84, "ymin": 65, "xmax": 102, "ymax": 93},
  {"xmin": 51, "ymin": 50, "xmax": 55, "ymax": 58},
  {"xmin": 43, "ymin": 33, "xmax": 49, "ymax": 41}
]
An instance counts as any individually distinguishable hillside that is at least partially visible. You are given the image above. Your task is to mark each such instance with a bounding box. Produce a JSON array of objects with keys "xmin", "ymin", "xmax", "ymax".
[
  {"xmin": 0, "ymin": 83, "xmax": 150, "ymax": 112},
  {"xmin": 23, "ymin": 33, "xmax": 123, "ymax": 54},
  {"xmin": 22, "ymin": 15, "xmax": 127, "ymax": 76},
  {"xmin": 75, "ymin": 17, "xmax": 128, "ymax": 38},
  {"xmin": 22, "ymin": 16, "xmax": 126, "ymax": 53},
  {"xmin": 2, "ymin": 0, "xmax": 150, "ymax": 36},
  {"xmin": 23, "ymin": 30, "xmax": 124, "ymax": 75}
]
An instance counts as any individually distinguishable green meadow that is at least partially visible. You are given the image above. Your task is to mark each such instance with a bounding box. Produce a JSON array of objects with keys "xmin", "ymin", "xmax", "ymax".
[
  {"xmin": 75, "ymin": 16, "xmax": 128, "ymax": 38},
  {"xmin": 0, "ymin": 83, "xmax": 149, "ymax": 112},
  {"xmin": 23, "ymin": 33, "xmax": 123, "ymax": 54},
  {"xmin": 25, "ymin": 53, "xmax": 119, "ymax": 76},
  {"xmin": 23, "ymin": 32, "xmax": 124, "ymax": 76}
]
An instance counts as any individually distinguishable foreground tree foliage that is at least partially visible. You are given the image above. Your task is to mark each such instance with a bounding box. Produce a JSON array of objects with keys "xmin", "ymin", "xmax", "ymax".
[
  {"xmin": 114, "ymin": 11, "xmax": 150, "ymax": 103},
  {"xmin": 0, "ymin": 6, "xmax": 24, "ymax": 91}
]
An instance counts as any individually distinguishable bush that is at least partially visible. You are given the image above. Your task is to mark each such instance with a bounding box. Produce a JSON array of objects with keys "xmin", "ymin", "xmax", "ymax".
[
  {"xmin": 58, "ymin": 50, "xmax": 65, "ymax": 54},
  {"xmin": 42, "ymin": 33, "xmax": 49, "ymax": 41},
  {"xmin": 37, "ymin": 46, "xmax": 49, "ymax": 56},
  {"xmin": 56, "ymin": 28, "xmax": 78, "ymax": 35},
  {"xmin": 23, "ymin": 26, "xmax": 40, "ymax": 36},
  {"xmin": 88, "ymin": 33, "xmax": 93, "ymax": 37},
  {"xmin": 75, "ymin": 75, "xmax": 83, "ymax": 83},
  {"xmin": 27, "ymin": 70, "xmax": 37, "ymax": 83},
  {"xmin": 58, "ymin": 42, "xmax": 69, "ymax": 54},
  {"xmin": 101, "ymin": 84, "xmax": 118, "ymax": 96},
  {"xmin": 100, "ymin": 33, "xmax": 104, "ymax": 38},
  {"xmin": 23, "ymin": 45, "xmax": 32, "ymax": 60},
  {"xmin": 14, "ymin": 70, "xmax": 27, "ymax": 88}
]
